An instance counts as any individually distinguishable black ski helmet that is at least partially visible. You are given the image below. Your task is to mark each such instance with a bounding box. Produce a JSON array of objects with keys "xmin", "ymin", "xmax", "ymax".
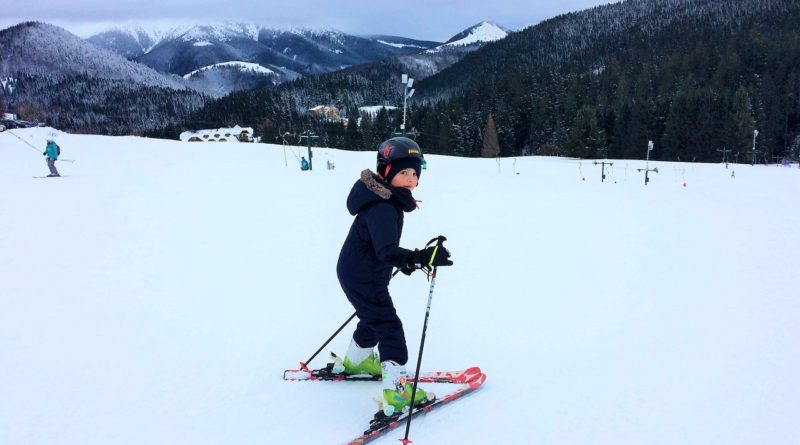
[{"xmin": 376, "ymin": 137, "xmax": 424, "ymax": 179}]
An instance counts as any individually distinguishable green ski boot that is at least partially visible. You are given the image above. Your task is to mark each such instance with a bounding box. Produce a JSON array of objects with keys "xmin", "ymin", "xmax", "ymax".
[
  {"xmin": 381, "ymin": 360, "xmax": 433, "ymax": 415},
  {"xmin": 333, "ymin": 338, "xmax": 381, "ymax": 376}
]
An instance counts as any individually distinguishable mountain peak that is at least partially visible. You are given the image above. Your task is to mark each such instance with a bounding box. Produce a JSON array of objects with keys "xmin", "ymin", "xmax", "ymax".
[
  {"xmin": 421, "ymin": 21, "xmax": 508, "ymax": 54},
  {"xmin": 178, "ymin": 22, "xmax": 261, "ymax": 43},
  {"xmin": 443, "ymin": 21, "xmax": 509, "ymax": 46}
]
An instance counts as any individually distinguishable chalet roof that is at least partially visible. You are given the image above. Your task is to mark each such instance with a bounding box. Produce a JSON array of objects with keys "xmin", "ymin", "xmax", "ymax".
[{"xmin": 179, "ymin": 125, "xmax": 254, "ymax": 142}]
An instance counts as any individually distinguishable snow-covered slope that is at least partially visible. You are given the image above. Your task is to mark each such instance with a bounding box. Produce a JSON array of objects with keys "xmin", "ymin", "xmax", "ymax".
[
  {"xmin": 180, "ymin": 22, "xmax": 260, "ymax": 43},
  {"xmin": 86, "ymin": 24, "xmax": 191, "ymax": 58},
  {"xmin": 427, "ymin": 21, "xmax": 508, "ymax": 53},
  {"xmin": 1, "ymin": 127, "xmax": 798, "ymax": 445},
  {"xmin": 183, "ymin": 61, "xmax": 275, "ymax": 79},
  {"xmin": 442, "ymin": 21, "xmax": 508, "ymax": 47},
  {"xmin": 391, "ymin": 21, "xmax": 509, "ymax": 79},
  {"xmin": 0, "ymin": 22, "xmax": 191, "ymax": 90}
]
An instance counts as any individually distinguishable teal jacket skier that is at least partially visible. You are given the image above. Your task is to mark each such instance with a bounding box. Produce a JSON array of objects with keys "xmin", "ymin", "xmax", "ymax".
[
  {"xmin": 44, "ymin": 140, "xmax": 60, "ymax": 160},
  {"xmin": 43, "ymin": 139, "xmax": 60, "ymax": 177}
]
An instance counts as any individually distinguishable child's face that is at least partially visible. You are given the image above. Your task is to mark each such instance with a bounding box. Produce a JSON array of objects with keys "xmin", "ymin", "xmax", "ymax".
[{"xmin": 390, "ymin": 168, "xmax": 419, "ymax": 191}]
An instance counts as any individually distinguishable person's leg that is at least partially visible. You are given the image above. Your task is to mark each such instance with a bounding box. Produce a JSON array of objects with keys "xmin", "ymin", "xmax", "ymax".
[
  {"xmin": 352, "ymin": 317, "xmax": 378, "ymax": 349},
  {"xmin": 341, "ymin": 282, "xmax": 428, "ymax": 411},
  {"xmin": 343, "ymin": 285, "xmax": 407, "ymax": 365},
  {"xmin": 47, "ymin": 158, "xmax": 59, "ymax": 176}
]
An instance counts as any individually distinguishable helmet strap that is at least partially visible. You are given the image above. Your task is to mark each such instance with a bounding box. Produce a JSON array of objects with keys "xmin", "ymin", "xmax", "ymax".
[{"xmin": 383, "ymin": 163, "xmax": 391, "ymax": 180}]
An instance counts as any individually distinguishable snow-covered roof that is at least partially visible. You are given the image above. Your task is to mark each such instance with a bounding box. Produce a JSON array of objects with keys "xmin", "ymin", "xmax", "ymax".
[{"xmin": 179, "ymin": 125, "xmax": 254, "ymax": 142}]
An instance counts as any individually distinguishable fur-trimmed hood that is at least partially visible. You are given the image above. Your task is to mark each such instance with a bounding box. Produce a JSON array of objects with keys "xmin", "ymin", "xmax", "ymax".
[{"xmin": 346, "ymin": 169, "xmax": 417, "ymax": 216}]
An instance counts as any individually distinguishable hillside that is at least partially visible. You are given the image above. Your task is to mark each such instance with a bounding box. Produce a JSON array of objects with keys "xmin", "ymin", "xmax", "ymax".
[
  {"xmin": 189, "ymin": 0, "xmax": 800, "ymax": 163},
  {"xmin": 1, "ymin": 22, "xmax": 190, "ymax": 89},
  {"xmin": 405, "ymin": 0, "xmax": 800, "ymax": 160},
  {"xmin": 0, "ymin": 22, "xmax": 207, "ymax": 134},
  {"xmin": 179, "ymin": 22, "xmax": 509, "ymax": 141}
]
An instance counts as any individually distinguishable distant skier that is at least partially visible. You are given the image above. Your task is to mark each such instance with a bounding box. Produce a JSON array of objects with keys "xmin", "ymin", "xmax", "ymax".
[
  {"xmin": 300, "ymin": 156, "xmax": 309, "ymax": 171},
  {"xmin": 43, "ymin": 138, "xmax": 60, "ymax": 177},
  {"xmin": 335, "ymin": 136, "xmax": 452, "ymax": 415}
]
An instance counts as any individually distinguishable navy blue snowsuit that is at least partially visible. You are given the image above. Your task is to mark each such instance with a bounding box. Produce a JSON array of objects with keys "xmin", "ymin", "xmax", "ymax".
[{"xmin": 337, "ymin": 169, "xmax": 418, "ymax": 365}]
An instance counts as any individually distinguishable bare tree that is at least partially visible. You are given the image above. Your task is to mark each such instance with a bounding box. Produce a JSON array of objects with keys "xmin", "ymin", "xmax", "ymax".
[
  {"xmin": 16, "ymin": 102, "xmax": 41, "ymax": 121},
  {"xmin": 481, "ymin": 113, "xmax": 500, "ymax": 158}
]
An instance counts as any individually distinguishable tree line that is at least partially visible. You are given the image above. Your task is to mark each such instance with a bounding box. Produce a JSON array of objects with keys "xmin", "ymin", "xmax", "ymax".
[{"xmin": 163, "ymin": 0, "xmax": 800, "ymax": 163}]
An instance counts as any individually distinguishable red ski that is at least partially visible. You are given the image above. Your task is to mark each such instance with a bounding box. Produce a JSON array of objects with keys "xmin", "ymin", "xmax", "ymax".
[
  {"xmin": 284, "ymin": 361, "xmax": 481, "ymax": 385},
  {"xmin": 346, "ymin": 370, "xmax": 486, "ymax": 445}
]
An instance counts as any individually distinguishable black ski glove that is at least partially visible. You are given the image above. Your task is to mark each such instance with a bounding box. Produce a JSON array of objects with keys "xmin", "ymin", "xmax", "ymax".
[{"xmin": 409, "ymin": 245, "xmax": 453, "ymax": 269}]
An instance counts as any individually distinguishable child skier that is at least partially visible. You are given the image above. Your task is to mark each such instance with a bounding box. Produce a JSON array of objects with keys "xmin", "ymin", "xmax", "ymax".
[
  {"xmin": 335, "ymin": 136, "xmax": 453, "ymax": 415},
  {"xmin": 43, "ymin": 138, "xmax": 60, "ymax": 177}
]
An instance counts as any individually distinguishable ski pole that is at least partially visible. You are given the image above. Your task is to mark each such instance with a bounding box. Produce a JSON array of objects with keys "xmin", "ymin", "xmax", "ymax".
[
  {"xmin": 5, "ymin": 130, "xmax": 75, "ymax": 162},
  {"xmin": 401, "ymin": 235, "xmax": 446, "ymax": 445},
  {"xmin": 5, "ymin": 129, "xmax": 42, "ymax": 153},
  {"xmin": 299, "ymin": 312, "xmax": 357, "ymax": 371},
  {"xmin": 299, "ymin": 268, "xmax": 404, "ymax": 371}
]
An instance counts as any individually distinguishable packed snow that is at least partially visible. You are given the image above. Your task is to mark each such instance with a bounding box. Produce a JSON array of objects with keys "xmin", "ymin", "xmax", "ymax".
[{"xmin": 1, "ymin": 127, "xmax": 799, "ymax": 445}]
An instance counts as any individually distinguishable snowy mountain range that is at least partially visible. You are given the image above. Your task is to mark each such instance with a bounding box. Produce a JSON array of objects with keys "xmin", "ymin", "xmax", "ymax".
[
  {"xmin": 0, "ymin": 19, "xmax": 509, "ymax": 134},
  {"xmin": 0, "ymin": 22, "xmax": 207, "ymax": 134},
  {"xmin": 86, "ymin": 22, "xmax": 443, "ymax": 95},
  {"xmin": 0, "ymin": 22, "xmax": 191, "ymax": 90},
  {"xmin": 185, "ymin": 20, "xmax": 511, "ymax": 130}
]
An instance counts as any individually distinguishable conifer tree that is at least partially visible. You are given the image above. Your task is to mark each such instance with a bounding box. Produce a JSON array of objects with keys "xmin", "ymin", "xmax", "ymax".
[
  {"xmin": 567, "ymin": 105, "xmax": 606, "ymax": 158},
  {"xmin": 344, "ymin": 116, "xmax": 362, "ymax": 150},
  {"xmin": 732, "ymin": 86, "xmax": 756, "ymax": 156}
]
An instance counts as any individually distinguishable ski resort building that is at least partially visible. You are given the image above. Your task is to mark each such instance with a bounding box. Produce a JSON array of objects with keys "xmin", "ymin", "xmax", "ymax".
[{"xmin": 308, "ymin": 106, "xmax": 340, "ymax": 121}]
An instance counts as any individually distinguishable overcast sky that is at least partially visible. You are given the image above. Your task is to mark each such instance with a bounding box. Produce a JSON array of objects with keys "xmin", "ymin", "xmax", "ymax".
[{"xmin": 1, "ymin": 0, "xmax": 616, "ymax": 41}]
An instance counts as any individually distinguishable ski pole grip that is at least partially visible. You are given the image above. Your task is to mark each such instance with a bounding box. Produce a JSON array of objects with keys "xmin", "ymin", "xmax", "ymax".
[
  {"xmin": 424, "ymin": 236, "xmax": 447, "ymax": 267},
  {"xmin": 424, "ymin": 235, "xmax": 447, "ymax": 248}
]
